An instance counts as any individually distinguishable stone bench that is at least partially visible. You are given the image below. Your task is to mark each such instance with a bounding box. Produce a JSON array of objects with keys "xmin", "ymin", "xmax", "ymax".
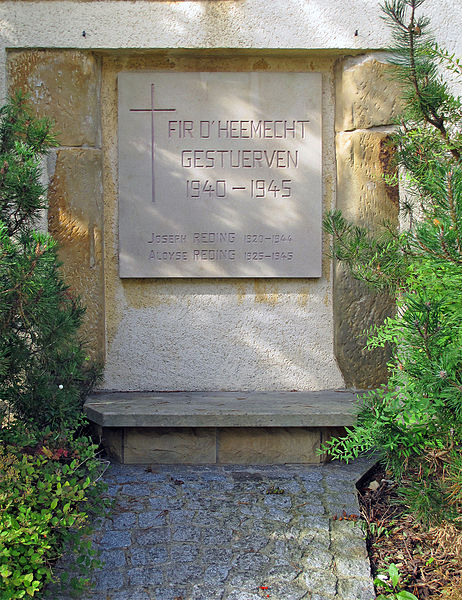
[{"xmin": 84, "ymin": 390, "xmax": 360, "ymax": 465}]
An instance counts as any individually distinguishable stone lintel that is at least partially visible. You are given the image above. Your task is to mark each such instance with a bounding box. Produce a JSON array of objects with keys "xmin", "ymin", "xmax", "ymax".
[{"xmin": 84, "ymin": 390, "xmax": 359, "ymax": 428}]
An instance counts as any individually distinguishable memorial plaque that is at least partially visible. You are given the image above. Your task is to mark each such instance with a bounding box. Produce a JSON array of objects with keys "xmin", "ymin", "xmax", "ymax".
[{"xmin": 118, "ymin": 72, "xmax": 322, "ymax": 277}]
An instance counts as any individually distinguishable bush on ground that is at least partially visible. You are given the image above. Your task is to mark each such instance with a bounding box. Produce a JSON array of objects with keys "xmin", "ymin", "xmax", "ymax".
[
  {"xmin": 0, "ymin": 439, "xmax": 107, "ymax": 600},
  {"xmin": 0, "ymin": 93, "xmax": 106, "ymax": 597},
  {"xmin": 0, "ymin": 92, "xmax": 100, "ymax": 433},
  {"xmin": 322, "ymin": 0, "xmax": 462, "ymax": 526}
]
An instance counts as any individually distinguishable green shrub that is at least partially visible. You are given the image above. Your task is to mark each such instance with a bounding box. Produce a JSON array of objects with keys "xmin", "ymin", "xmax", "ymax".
[
  {"xmin": 322, "ymin": 0, "xmax": 462, "ymax": 525},
  {"xmin": 0, "ymin": 440, "xmax": 108, "ymax": 599},
  {"xmin": 0, "ymin": 92, "xmax": 100, "ymax": 433},
  {"xmin": 0, "ymin": 92, "xmax": 106, "ymax": 598}
]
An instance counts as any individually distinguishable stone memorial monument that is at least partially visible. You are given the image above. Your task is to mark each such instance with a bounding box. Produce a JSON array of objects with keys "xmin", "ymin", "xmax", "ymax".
[{"xmin": 4, "ymin": 0, "xmax": 458, "ymax": 461}]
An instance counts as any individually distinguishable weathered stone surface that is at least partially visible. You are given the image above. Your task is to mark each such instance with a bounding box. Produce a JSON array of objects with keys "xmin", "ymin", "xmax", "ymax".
[
  {"xmin": 336, "ymin": 553, "xmax": 372, "ymax": 578},
  {"xmin": 85, "ymin": 390, "xmax": 359, "ymax": 428},
  {"xmin": 337, "ymin": 577, "xmax": 376, "ymax": 600},
  {"xmin": 129, "ymin": 546, "xmax": 168, "ymax": 565},
  {"xmin": 334, "ymin": 129, "xmax": 398, "ymax": 388},
  {"xmin": 87, "ymin": 391, "xmax": 360, "ymax": 464},
  {"xmin": 7, "ymin": 50, "xmax": 100, "ymax": 147},
  {"xmin": 304, "ymin": 568, "xmax": 338, "ymax": 595},
  {"xmin": 7, "ymin": 50, "xmax": 103, "ymax": 362},
  {"xmin": 48, "ymin": 148, "xmax": 104, "ymax": 360},
  {"xmin": 123, "ymin": 428, "xmax": 217, "ymax": 464},
  {"xmin": 334, "ymin": 269, "xmax": 394, "ymax": 390},
  {"xmin": 336, "ymin": 57, "xmax": 404, "ymax": 131},
  {"xmin": 98, "ymin": 421, "xmax": 348, "ymax": 464},
  {"xmin": 112, "ymin": 512, "xmax": 137, "ymax": 530},
  {"xmin": 218, "ymin": 427, "xmax": 321, "ymax": 464},
  {"xmin": 100, "ymin": 54, "xmax": 344, "ymax": 393},
  {"xmin": 320, "ymin": 426, "xmax": 347, "ymax": 462},
  {"xmin": 99, "ymin": 530, "xmax": 131, "ymax": 550},
  {"xmin": 336, "ymin": 130, "xmax": 398, "ymax": 227},
  {"xmin": 111, "ymin": 592, "xmax": 150, "ymax": 600}
]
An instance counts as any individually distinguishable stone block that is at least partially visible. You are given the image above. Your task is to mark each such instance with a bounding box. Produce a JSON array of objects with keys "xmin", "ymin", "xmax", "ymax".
[
  {"xmin": 336, "ymin": 130, "xmax": 398, "ymax": 226},
  {"xmin": 85, "ymin": 390, "xmax": 358, "ymax": 428},
  {"xmin": 123, "ymin": 427, "xmax": 217, "ymax": 464},
  {"xmin": 111, "ymin": 512, "xmax": 137, "ymax": 530},
  {"xmin": 98, "ymin": 549, "xmax": 126, "ymax": 569},
  {"xmin": 92, "ymin": 569, "xmax": 124, "ymax": 591},
  {"xmin": 303, "ymin": 569, "xmax": 337, "ymax": 595},
  {"xmin": 334, "ymin": 268, "xmax": 394, "ymax": 388},
  {"xmin": 337, "ymin": 578, "xmax": 376, "ymax": 600},
  {"xmin": 118, "ymin": 71, "xmax": 322, "ymax": 278},
  {"xmin": 138, "ymin": 511, "xmax": 168, "ymax": 529},
  {"xmin": 127, "ymin": 567, "xmax": 163, "ymax": 587},
  {"xmin": 136, "ymin": 527, "xmax": 169, "ymax": 545},
  {"xmin": 129, "ymin": 546, "xmax": 169, "ymax": 566},
  {"xmin": 217, "ymin": 427, "xmax": 321, "ymax": 464},
  {"xmin": 334, "ymin": 129, "xmax": 398, "ymax": 388},
  {"xmin": 99, "ymin": 530, "xmax": 131, "ymax": 550},
  {"xmin": 7, "ymin": 50, "xmax": 100, "ymax": 147},
  {"xmin": 336, "ymin": 57, "xmax": 404, "ymax": 131},
  {"xmin": 48, "ymin": 148, "xmax": 104, "ymax": 360},
  {"xmin": 102, "ymin": 428, "xmax": 123, "ymax": 463},
  {"xmin": 335, "ymin": 554, "xmax": 372, "ymax": 579},
  {"xmin": 112, "ymin": 591, "xmax": 150, "ymax": 600}
]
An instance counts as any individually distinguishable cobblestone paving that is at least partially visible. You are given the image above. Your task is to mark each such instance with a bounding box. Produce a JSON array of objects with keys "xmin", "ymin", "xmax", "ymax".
[{"xmin": 53, "ymin": 460, "xmax": 376, "ymax": 600}]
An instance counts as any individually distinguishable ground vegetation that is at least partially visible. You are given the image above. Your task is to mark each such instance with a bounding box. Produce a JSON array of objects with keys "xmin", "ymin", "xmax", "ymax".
[
  {"xmin": 322, "ymin": 1, "xmax": 462, "ymax": 596},
  {"xmin": 0, "ymin": 93, "xmax": 107, "ymax": 599}
]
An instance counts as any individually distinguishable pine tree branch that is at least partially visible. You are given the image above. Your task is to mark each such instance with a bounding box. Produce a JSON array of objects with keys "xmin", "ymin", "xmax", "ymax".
[
  {"xmin": 416, "ymin": 237, "xmax": 462, "ymax": 265},
  {"xmin": 446, "ymin": 172, "xmax": 461, "ymax": 253},
  {"xmin": 387, "ymin": 1, "xmax": 461, "ymax": 162},
  {"xmin": 407, "ymin": 2, "xmax": 460, "ymax": 159}
]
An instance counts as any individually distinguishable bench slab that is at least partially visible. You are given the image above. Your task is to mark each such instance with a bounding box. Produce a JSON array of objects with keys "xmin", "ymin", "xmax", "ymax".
[
  {"xmin": 84, "ymin": 389, "xmax": 359, "ymax": 428},
  {"xmin": 85, "ymin": 390, "xmax": 362, "ymax": 464}
]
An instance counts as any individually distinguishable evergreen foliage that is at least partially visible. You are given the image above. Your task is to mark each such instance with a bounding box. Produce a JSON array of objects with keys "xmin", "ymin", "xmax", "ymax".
[
  {"xmin": 0, "ymin": 92, "xmax": 100, "ymax": 432},
  {"xmin": 0, "ymin": 93, "xmax": 107, "ymax": 600},
  {"xmin": 323, "ymin": 0, "xmax": 462, "ymax": 525}
]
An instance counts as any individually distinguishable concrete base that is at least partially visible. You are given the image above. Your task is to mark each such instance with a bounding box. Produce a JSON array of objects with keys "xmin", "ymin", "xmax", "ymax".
[{"xmin": 85, "ymin": 390, "xmax": 359, "ymax": 464}]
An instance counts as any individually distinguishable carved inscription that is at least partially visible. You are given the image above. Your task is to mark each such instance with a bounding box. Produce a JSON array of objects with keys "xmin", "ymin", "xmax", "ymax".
[{"xmin": 118, "ymin": 72, "xmax": 322, "ymax": 277}]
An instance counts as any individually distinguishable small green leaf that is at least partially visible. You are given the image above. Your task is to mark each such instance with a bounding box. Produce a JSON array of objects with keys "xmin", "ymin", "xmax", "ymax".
[
  {"xmin": 388, "ymin": 563, "xmax": 400, "ymax": 588},
  {"xmin": 0, "ymin": 564, "xmax": 12, "ymax": 578},
  {"xmin": 396, "ymin": 591, "xmax": 419, "ymax": 600}
]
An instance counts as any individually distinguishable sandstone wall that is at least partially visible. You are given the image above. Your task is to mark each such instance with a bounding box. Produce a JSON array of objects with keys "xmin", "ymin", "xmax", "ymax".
[
  {"xmin": 6, "ymin": 48, "xmax": 402, "ymax": 390},
  {"xmin": 8, "ymin": 51, "xmax": 105, "ymax": 361},
  {"xmin": 334, "ymin": 56, "xmax": 401, "ymax": 388}
]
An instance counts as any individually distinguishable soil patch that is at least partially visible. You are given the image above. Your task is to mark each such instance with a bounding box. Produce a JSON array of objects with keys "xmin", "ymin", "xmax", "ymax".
[{"xmin": 357, "ymin": 465, "xmax": 462, "ymax": 599}]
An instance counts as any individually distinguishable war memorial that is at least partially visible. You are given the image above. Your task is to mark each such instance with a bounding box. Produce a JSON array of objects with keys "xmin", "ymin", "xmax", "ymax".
[
  {"xmin": 0, "ymin": 0, "xmax": 459, "ymax": 466},
  {"xmin": 2, "ymin": 2, "xmax": 462, "ymax": 599}
]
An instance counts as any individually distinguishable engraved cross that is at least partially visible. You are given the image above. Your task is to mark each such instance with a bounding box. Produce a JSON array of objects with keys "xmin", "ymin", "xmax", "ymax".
[{"xmin": 129, "ymin": 84, "xmax": 176, "ymax": 202}]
